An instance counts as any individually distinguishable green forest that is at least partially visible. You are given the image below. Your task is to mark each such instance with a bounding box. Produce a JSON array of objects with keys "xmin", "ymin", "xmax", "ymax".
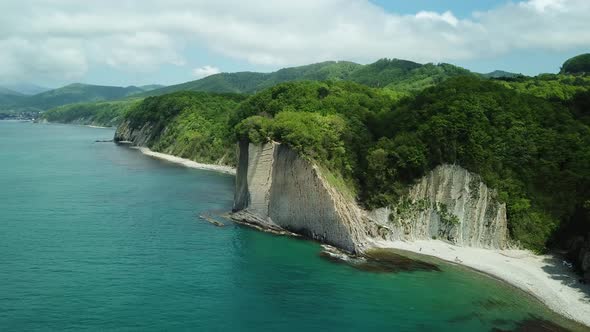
[
  {"xmin": 230, "ymin": 78, "xmax": 590, "ymax": 251},
  {"xmin": 123, "ymin": 92, "xmax": 246, "ymax": 164},
  {"xmin": 41, "ymin": 99, "xmax": 141, "ymax": 127}
]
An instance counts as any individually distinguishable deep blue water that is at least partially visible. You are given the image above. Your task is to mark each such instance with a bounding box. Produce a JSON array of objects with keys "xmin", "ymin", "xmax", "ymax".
[{"xmin": 0, "ymin": 121, "xmax": 584, "ymax": 331}]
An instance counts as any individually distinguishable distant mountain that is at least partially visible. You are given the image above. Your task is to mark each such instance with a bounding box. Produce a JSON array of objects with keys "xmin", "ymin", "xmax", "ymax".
[
  {"xmin": 18, "ymin": 83, "xmax": 145, "ymax": 110},
  {"xmin": 0, "ymin": 94, "xmax": 26, "ymax": 110},
  {"xmin": 139, "ymin": 84, "xmax": 166, "ymax": 91},
  {"xmin": 141, "ymin": 59, "xmax": 473, "ymax": 97},
  {"xmin": 481, "ymin": 70, "xmax": 523, "ymax": 79},
  {"xmin": 0, "ymin": 87, "xmax": 26, "ymax": 110},
  {"xmin": 141, "ymin": 61, "xmax": 362, "ymax": 96},
  {"xmin": 0, "ymin": 86, "xmax": 24, "ymax": 96},
  {"xmin": 2, "ymin": 83, "xmax": 51, "ymax": 95}
]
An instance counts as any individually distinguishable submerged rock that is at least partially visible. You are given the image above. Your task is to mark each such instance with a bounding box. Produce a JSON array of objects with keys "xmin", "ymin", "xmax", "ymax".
[
  {"xmin": 319, "ymin": 246, "xmax": 440, "ymax": 273},
  {"xmin": 491, "ymin": 315, "xmax": 570, "ymax": 332}
]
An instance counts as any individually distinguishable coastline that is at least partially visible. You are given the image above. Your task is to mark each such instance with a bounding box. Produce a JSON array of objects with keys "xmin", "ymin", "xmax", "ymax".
[
  {"xmin": 122, "ymin": 138, "xmax": 589, "ymax": 327},
  {"xmin": 86, "ymin": 124, "xmax": 109, "ymax": 128},
  {"xmin": 132, "ymin": 146, "xmax": 236, "ymax": 175},
  {"xmin": 372, "ymin": 239, "xmax": 590, "ymax": 327}
]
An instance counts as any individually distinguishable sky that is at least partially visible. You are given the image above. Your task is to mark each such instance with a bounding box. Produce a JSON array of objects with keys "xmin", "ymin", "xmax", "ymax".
[{"xmin": 0, "ymin": 0, "xmax": 588, "ymax": 88}]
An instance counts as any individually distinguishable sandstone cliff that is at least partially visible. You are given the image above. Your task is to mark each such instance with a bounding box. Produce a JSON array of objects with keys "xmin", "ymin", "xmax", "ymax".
[{"xmin": 232, "ymin": 142, "xmax": 508, "ymax": 253}]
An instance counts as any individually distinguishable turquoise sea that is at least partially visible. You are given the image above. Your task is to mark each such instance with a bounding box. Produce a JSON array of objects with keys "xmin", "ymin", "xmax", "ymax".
[{"xmin": 0, "ymin": 121, "xmax": 585, "ymax": 331}]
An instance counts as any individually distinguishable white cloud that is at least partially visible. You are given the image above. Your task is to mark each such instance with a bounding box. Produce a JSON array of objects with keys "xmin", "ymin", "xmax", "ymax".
[
  {"xmin": 193, "ymin": 65, "xmax": 221, "ymax": 78},
  {"xmin": 0, "ymin": 0, "xmax": 589, "ymax": 83}
]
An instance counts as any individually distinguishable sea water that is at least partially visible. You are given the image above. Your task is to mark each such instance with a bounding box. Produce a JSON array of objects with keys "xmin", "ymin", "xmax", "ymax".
[{"xmin": 0, "ymin": 121, "xmax": 585, "ymax": 331}]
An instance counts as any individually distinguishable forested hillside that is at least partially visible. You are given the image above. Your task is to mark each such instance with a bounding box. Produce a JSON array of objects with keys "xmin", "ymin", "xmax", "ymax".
[
  {"xmin": 232, "ymin": 78, "xmax": 590, "ymax": 251},
  {"xmin": 0, "ymin": 83, "xmax": 162, "ymax": 119},
  {"xmin": 116, "ymin": 52, "xmax": 590, "ymax": 254},
  {"xmin": 20, "ymin": 83, "xmax": 144, "ymax": 110},
  {"xmin": 560, "ymin": 53, "xmax": 590, "ymax": 74},
  {"xmin": 118, "ymin": 92, "xmax": 246, "ymax": 164},
  {"xmin": 141, "ymin": 59, "xmax": 472, "ymax": 97},
  {"xmin": 41, "ymin": 99, "xmax": 142, "ymax": 127}
]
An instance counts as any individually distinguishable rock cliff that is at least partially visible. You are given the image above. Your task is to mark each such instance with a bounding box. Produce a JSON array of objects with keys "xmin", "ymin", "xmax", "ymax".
[
  {"xmin": 368, "ymin": 165, "xmax": 508, "ymax": 249},
  {"xmin": 233, "ymin": 141, "xmax": 371, "ymax": 252},
  {"xmin": 113, "ymin": 120, "xmax": 155, "ymax": 146},
  {"xmin": 231, "ymin": 142, "xmax": 509, "ymax": 253}
]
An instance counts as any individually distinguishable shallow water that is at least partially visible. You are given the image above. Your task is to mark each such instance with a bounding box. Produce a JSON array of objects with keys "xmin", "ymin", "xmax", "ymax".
[{"xmin": 0, "ymin": 121, "xmax": 585, "ymax": 331}]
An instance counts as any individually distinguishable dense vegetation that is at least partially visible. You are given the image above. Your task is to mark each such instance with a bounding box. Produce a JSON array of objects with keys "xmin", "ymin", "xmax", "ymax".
[
  {"xmin": 496, "ymin": 74, "xmax": 590, "ymax": 101},
  {"xmin": 141, "ymin": 59, "xmax": 472, "ymax": 98},
  {"xmin": 121, "ymin": 92, "xmax": 246, "ymax": 165},
  {"xmin": 0, "ymin": 87, "xmax": 26, "ymax": 110},
  {"xmin": 20, "ymin": 83, "xmax": 145, "ymax": 110},
  {"xmin": 561, "ymin": 53, "xmax": 590, "ymax": 74},
  {"xmin": 369, "ymin": 77, "xmax": 590, "ymax": 251},
  {"xmin": 41, "ymin": 99, "xmax": 142, "ymax": 127},
  {"xmin": 0, "ymin": 83, "xmax": 160, "ymax": 115},
  {"xmin": 231, "ymin": 77, "xmax": 590, "ymax": 252}
]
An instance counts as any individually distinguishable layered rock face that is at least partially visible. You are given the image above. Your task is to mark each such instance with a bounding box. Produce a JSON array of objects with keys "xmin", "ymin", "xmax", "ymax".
[
  {"xmin": 368, "ymin": 165, "xmax": 508, "ymax": 248},
  {"xmin": 232, "ymin": 143, "xmax": 509, "ymax": 252},
  {"xmin": 113, "ymin": 120, "xmax": 155, "ymax": 146},
  {"xmin": 233, "ymin": 141, "xmax": 371, "ymax": 252}
]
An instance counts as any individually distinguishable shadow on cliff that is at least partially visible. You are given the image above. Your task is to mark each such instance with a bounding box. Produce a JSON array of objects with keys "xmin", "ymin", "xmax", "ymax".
[{"xmin": 540, "ymin": 256, "xmax": 590, "ymax": 303}]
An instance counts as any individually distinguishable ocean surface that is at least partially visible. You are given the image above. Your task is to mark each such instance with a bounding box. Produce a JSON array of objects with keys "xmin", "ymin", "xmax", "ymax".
[{"xmin": 0, "ymin": 121, "xmax": 584, "ymax": 331}]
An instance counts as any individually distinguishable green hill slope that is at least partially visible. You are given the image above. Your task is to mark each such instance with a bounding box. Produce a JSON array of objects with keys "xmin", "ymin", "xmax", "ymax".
[
  {"xmin": 141, "ymin": 59, "xmax": 472, "ymax": 97},
  {"xmin": 118, "ymin": 92, "xmax": 247, "ymax": 164},
  {"xmin": 40, "ymin": 99, "xmax": 142, "ymax": 127},
  {"xmin": 234, "ymin": 78, "xmax": 590, "ymax": 252},
  {"xmin": 19, "ymin": 83, "xmax": 145, "ymax": 110},
  {"xmin": 561, "ymin": 53, "xmax": 590, "ymax": 74}
]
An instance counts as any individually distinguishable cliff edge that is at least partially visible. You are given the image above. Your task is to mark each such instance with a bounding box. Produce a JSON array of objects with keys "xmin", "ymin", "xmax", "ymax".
[{"xmin": 231, "ymin": 142, "xmax": 508, "ymax": 253}]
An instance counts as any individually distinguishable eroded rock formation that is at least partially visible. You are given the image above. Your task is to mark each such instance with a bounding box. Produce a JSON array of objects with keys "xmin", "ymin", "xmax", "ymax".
[
  {"xmin": 231, "ymin": 142, "xmax": 509, "ymax": 253},
  {"xmin": 233, "ymin": 141, "xmax": 370, "ymax": 252},
  {"xmin": 368, "ymin": 165, "xmax": 508, "ymax": 249}
]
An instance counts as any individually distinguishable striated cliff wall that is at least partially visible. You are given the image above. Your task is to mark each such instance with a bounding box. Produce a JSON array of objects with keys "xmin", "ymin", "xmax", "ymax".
[
  {"xmin": 232, "ymin": 142, "xmax": 508, "ymax": 252},
  {"xmin": 368, "ymin": 165, "xmax": 508, "ymax": 249},
  {"xmin": 232, "ymin": 141, "xmax": 373, "ymax": 252}
]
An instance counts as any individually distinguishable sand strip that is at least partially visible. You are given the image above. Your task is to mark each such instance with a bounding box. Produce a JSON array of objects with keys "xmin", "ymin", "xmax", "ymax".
[
  {"xmin": 372, "ymin": 239, "xmax": 590, "ymax": 327},
  {"xmin": 132, "ymin": 147, "xmax": 236, "ymax": 175}
]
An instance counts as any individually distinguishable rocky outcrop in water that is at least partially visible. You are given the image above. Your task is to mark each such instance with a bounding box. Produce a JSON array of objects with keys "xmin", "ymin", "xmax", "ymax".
[{"xmin": 232, "ymin": 142, "xmax": 509, "ymax": 253}]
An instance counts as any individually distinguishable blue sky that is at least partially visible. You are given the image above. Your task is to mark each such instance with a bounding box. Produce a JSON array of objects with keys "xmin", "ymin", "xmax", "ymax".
[
  {"xmin": 0, "ymin": 0, "xmax": 588, "ymax": 88},
  {"xmin": 371, "ymin": 0, "xmax": 506, "ymax": 18}
]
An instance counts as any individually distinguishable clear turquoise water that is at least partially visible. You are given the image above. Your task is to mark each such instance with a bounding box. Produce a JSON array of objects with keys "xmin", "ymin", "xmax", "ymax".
[{"xmin": 0, "ymin": 121, "xmax": 584, "ymax": 331}]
